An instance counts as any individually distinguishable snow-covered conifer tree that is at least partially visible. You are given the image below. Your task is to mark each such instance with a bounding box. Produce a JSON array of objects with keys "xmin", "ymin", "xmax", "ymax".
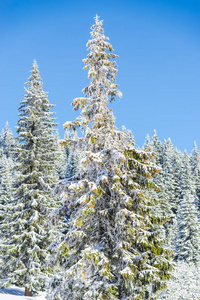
[
  {"xmin": 122, "ymin": 126, "xmax": 135, "ymax": 147},
  {"xmin": 190, "ymin": 141, "xmax": 200, "ymax": 209},
  {"xmin": 159, "ymin": 139, "xmax": 177, "ymax": 249},
  {"xmin": 54, "ymin": 130, "xmax": 68, "ymax": 180},
  {"xmin": 0, "ymin": 122, "xmax": 16, "ymax": 159},
  {"xmin": 171, "ymin": 150, "xmax": 183, "ymax": 212},
  {"xmin": 48, "ymin": 16, "xmax": 172, "ymax": 300},
  {"xmin": 144, "ymin": 133, "xmax": 152, "ymax": 152},
  {"xmin": 0, "ymin": 60, "xmax": 59, "ymax": 296},
  {"xmin": 65, "ymin": 130, "xmax": 80, "ymax": 178},
  {"xmin": 176, "ymin": 190, "xmax": 200, "ymax": 263},
  {"xmin": 181, "ymin": 150, "xmax": 195, "ymax": 196},
  {"xmin": 0, "ymin": 154, "xmax": 14, "ymax": 221},
  {"xmin": 151, "ymin": 130, "xmax": 163, "ymax": 166}
]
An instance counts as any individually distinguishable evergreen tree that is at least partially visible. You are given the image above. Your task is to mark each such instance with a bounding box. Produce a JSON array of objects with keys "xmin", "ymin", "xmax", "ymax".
[
  {"xmin": 180, "ymin": 150, "xmax": 195, "ymax": 196},
  {"xmin": 48, "ymin": 16, "xmax": 172, "ymax": 300},
  {"xmin": 159, "ymin": 139, "xmax": 177, "ymax": 249},
  {"xmin": 54, "ymin": 130, "xmax": 68, "ymax": 180},
  {"xmin": 151, "ymin": 130, "xmax": 163, "ymax": 166},
  {"xmin": 0, "ymin": 153, "xmax": 14, "ymax": 224},
  {"xmin": 144, "ymin": 133, "xmax": 152, "ymax": 152},
  {"xmin": 175, "ymin": 190, "xmax": 200, "ymax": 263},
  {"xmin": 122, "ymin": 126, "xmax": 135, "ymax": 147},
  {"xmin": 0, "ymin": 60, "xmax": 59, "ymax": 296},
  {"xmin": 0, "ymin": 122, "xmax": 16, "ymax": 159},
  {"xmin": 65, "ymin": 130, "xmax": 79, "ymax": 178},
  {"xmin": 171, "ymin": 150, "xmax": 183, "ymax": 213},
  {"xmin": 190, "ymin": 141, "xmax": 200, "ymax": 209}
]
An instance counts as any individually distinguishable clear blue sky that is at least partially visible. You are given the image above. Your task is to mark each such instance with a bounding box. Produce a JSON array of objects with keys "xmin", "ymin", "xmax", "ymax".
[{"xmin": 0, "ymin": 0, "xmax": 200, "ymax": 152}]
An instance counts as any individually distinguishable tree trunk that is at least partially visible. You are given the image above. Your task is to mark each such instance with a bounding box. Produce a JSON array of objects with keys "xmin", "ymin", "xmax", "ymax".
[{"xmin": 25, "ymin": 287, "xmax": 32, "ymax": 296}]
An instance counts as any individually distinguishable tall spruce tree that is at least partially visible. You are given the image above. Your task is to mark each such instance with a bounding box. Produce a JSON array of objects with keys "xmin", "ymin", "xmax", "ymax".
[
  {"xmin": 176, "ymin": 190, "xmax": 200, "ymax": 263},
  {"xmin": 172, "ymin": 150, "xmax": 182, "ymax": 211},
  {"xmin": 48, "ymin": 16, "xmax": 172, "ymax": 300},
  {"xmin": 0, "ymin": 122, "xmax": 16, "ymax": 159},
  {"xmin": 0, "ymin": 60, "xmax": 59, "ymax": 296},
  {"xmin": 180, "ymin": 150, "xmax": 195, "ymax": 196},
  {"xmin": 190, "ymin": 142, "xmax": 200, "ymax": 210},
  {"xmin": 65, "ymin": 130, "xmax": 80, "ymax": 179},
  {"xmin": 122, "ymin": 126, "xmax": 135, "ymax": 147},
  {"xmin": 160, "ymin": 139, "xmax": 177, "ymax": 249},
  {"xmin": 0, "ymin": 154, "xmax": 14, "ymax": 219},
  {"xmin": 54, "ymin": 130, "xmax": 68, "ymax": 180},
  {"xmin": 151, "ymin": 130, "xmax": 163, "ymax": 166}
]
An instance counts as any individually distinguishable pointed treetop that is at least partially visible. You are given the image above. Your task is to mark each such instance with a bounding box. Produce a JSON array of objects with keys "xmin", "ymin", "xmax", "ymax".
[
  {"xmin": 5, "ymin": 121, "xmax": 10, "ymax": 131},
  {"xmin": 145, "ymin": 133, "xmax": 151, "ymax": 144},
  {"xmin": 167, "ymin": 137, "xmax": 172, "ymax": 144},
  {"xmin": 26, "ymin": 60, "xmax": 42, "ymax": 89},
  {"xmin": 33, "ymin": 59, "xmax": 38, "ymax": 67},
  {"xmin": 91, "ymin": 14, "xmax": 104, "ymax": 36},
  {"xmin": 31, "ymin": 59, "xmax": 40, "ymax": 75},
  {"xmin": 192, "ymin": 141, "xmax": 198, "ymax": 152},
  {"xmin": 94, "ymin": 14, "xmax": 100, "ymax": 23},
  {"xmin": 153, "ymin": 129, "xmax": 157, "ymax": 136},
  {"xmin": 191, "ymin": 141, "xmax": 199, "ymax": 157},
  {"xmin": 152, "ymin": 129, "xmax": 159, "ymax": 143}
]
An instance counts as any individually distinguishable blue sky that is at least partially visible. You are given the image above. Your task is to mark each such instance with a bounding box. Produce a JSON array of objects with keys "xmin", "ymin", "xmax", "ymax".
[{"xmin": 0, "ymin": 0, "xmax": 200, "ymax": 152}]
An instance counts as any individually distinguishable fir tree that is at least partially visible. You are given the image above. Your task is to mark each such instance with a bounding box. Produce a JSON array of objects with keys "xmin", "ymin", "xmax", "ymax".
[
  {"xmin": 176, "ymin": 190, "xmax": 200, "ymax": 263},
  {"xmin": 48, "ymin": 16, "xmax": 172, "ymax": 300},
  {"xmin": 190, "ymin": 141, "xmax": 200, "ymax": 209},
  {"xmin": 151, "ymin": 130, "xmax": 163, "ymax": 166},
  {"xmin": 0, "ymin": 153, "xmax": 14, "ymax": 224},
  {"xmin": 180, "ymin": 150, "xmax": 195, "ymax": 196},
  {"xmin": 172, "ymin": 150, "xmax": 182, "ymax": 210},
  {"xmin": 0, "ymin": 122, "xmax": 16, "ymax": 159},
  {"xmin": 0, "ymin": 60, "xmax": 59, "ymax": 296},
  {"xmin": 160, "ymin": 139, "xmax": 177, "ymax": 249},
  {"xmin": 144, "ymin": 133, "xmax": 151, "ymax": 152},
  {"xmin": 65, "ymin": 130, "xmax": 80, "ymax": 178},
  {"xmin": 54, "ymin": 130, "xmax": 68, "ymax": 180},
  {"xmin": 122, "ymin": 126, "xmax": 135, "ymax": 147}
]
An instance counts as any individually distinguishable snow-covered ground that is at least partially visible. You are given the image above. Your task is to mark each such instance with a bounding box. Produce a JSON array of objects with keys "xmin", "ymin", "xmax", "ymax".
[{"xmin": 0, "ymin": 286, "xmax": 46, "ymax": 300}]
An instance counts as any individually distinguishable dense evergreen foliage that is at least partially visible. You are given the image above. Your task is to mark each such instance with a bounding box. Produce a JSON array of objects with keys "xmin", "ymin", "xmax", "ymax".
[
  {"xmin": 47, "ymin": 16, "xmax": 172, "ymax": 300},
  {"xmin": 0, "ymin": 62, "xmax": 60, "ymax": 295}
]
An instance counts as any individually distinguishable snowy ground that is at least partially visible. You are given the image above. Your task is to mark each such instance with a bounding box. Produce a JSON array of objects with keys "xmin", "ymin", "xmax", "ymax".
[{"xmin": 0, "ymin": 286, "xmax": 46, "ymax": 300}]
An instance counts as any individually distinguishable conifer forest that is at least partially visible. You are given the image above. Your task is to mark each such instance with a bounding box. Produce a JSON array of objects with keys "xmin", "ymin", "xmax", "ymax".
[{"xmin": 0, "ymin": 16, "xmax": 200, "ymax": 300}]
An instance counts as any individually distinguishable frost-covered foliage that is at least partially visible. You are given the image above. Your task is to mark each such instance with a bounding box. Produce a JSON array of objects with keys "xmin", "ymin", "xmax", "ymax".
[
  {"xmin": 122, "ymin": 126, "xmax": 135, "ymax": 147},
  {"xmin": 0, "ymin": 124, "xmax": 16, "ymax": 243},
  {"xmin": 0, "ymin": 122, "xmax": 16, "ymax": 159},
  {"xmin": 144, "ymin": 132, "xmax": 200, "ymax": 298},
  {"xmin": 176, "ymin": 190, "xmax": 200, "ymax": 263},
  {"xmin": 190, "ymin": 142, "xmax": 200, "ymax": 210},
  {"xmin": 54, "ymin": 130, "xmax": 68, "ymax": 180},
  {"xmin": 0, "ymin": 152, "xmax": 14, "ymax": 224},
  {"xmin": 64, "ymin": 130, "xmax": 80, "ymax": 179},
  {"xmin": 48, "ymin": 16, "xmax": 172, "ymax": 300},
  {"xmin": 180, "ymin": 150, "xmax": 195, "ymax": 195},
  {"xmin": 0, "ymin": 61, "xmax": 59, "ymax": 294},
  {"xmin": 55, "ymin": 130, "xmax": 80, "ymax": 180},
  {"xmin": 146, "ymin": 137, "xmax": 177, "ymax": 249},
  {"xmin": 159, "ymin": 261, "xmax": 200, "ymax": 300}
]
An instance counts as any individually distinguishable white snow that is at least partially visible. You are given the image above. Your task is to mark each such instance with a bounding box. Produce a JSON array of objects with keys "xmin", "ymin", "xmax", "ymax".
[{"xmin": 0, "ymin": 285, "xmax": 46, "ymax": 300}]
